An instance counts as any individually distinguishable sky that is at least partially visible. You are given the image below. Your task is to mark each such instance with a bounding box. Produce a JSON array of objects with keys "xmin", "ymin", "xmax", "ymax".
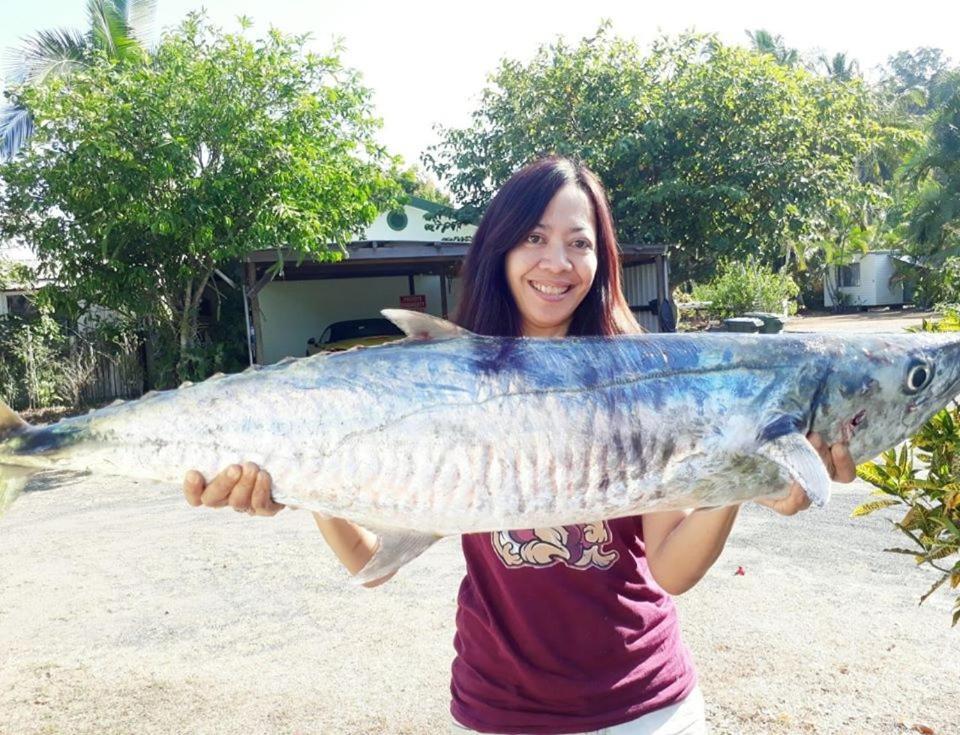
[{"xmin": 3, "ymin": 0, "xmax": 960, "ymax": 172}]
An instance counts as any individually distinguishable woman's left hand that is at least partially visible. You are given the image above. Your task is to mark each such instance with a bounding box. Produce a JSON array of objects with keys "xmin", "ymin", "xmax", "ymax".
[{"xmin": 756, "ymin": 432, "xmax": 857, "ymax": 516}]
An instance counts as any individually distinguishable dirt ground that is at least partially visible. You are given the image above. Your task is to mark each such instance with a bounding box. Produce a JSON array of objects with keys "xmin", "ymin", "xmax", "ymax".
[
  {"xmin": 1, "ymin": 308, "xmax": 958, "ymax": 735},
  {"xmin": 783, "ymin": 308, "xmax": 939, "ymax": 334}
]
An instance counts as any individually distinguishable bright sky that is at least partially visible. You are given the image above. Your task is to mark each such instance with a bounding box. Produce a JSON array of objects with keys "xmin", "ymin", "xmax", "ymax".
[{"xmin": 3, "ymin": 0, "xmax": 960, "ymax": 171}]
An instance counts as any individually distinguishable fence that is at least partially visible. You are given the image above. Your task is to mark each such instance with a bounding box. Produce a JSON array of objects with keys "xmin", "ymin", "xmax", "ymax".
[{"xmin": 77, "ymin": 345, "xmax": 145, "ymax": 405}]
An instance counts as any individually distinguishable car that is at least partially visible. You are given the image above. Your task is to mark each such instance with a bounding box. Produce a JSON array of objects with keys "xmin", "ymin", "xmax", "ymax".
[{"xmin": 306, "ymin": 318, "xmax": 406, "ymax": 355}]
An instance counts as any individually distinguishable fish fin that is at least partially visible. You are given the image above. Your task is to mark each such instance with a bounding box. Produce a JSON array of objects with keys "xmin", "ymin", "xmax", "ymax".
[
  {"xmin": 0, "ymin": 465, "xmax": 36, "ymax": 516},
  {"xmin": 353, "ymin": 524, "xmax": 442, "ymax": 584},
  {"xmin": 756, "ymin": 431, "xmax": 832, "ymax": 507},
  {"xmin": 381, "ymin": 309, "xmax": 471, "ymax": 340},
  {"xmin": 0, "ymin": 398, "xmax": 28, "ymax": 438}
]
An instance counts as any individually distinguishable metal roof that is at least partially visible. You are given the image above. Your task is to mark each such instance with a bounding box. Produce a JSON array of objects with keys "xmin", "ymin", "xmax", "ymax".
[{"xmin": 245, "ymin": 241, "xmax": 669, "ymax": 266}]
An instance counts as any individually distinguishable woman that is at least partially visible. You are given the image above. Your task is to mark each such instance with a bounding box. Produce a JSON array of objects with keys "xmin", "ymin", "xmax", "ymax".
[{"xmin": 183, "ymin": 156, "xmax": 856, "ymax": 734}]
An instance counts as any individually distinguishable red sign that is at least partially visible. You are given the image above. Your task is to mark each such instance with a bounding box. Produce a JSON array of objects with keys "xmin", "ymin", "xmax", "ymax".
[{"xmin": 400, "ymin": 294, "xmax": 427, "ymax": 311}]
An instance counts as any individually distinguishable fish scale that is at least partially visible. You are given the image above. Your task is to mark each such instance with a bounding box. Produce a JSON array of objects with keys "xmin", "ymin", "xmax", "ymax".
[{"xmin": 3, "ymin": 309, "xmax": 960, "ymax": 583}]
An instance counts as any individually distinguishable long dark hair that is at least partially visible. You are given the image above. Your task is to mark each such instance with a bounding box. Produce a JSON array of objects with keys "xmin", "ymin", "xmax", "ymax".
[{"xmin": 454, "ymin": 156, "xmax": 639, "ymax": 337}]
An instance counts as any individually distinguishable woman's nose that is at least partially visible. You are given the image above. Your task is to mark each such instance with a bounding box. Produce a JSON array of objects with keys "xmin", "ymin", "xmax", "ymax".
[{"xmin": 539, "ymin": 241, "xmax": 572, "ymax": 271}]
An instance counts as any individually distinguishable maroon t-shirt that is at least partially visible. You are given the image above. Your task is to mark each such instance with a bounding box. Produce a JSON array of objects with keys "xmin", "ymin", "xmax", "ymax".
[{"xmin": 450, "ymin": 516, "xmax": 697, "ymax": 734}]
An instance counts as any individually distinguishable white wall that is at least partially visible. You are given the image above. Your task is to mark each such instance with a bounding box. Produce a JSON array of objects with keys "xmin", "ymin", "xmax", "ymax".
[
  {"xmin": 871, "ymin": 254, "xmax": 904, "ymax": 305},
  {"xmin": 258, "ymin": 275, "xmax": 461, "ymax": 363},
  {"xmin": 360, "ymin": 203, "xmax": 475, "ymax": 243},
  {"xmin": 823, "ymin": 253, "xmax": 904, "ymax": 307}
]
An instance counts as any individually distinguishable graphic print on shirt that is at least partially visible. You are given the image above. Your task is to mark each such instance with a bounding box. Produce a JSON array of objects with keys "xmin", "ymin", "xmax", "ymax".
[{"xmin": 490, "ymin": 521, "xmax": 619, "ymax": 570}]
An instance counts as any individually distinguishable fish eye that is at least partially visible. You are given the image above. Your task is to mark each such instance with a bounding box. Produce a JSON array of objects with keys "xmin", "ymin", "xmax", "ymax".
[{"xmin": 904, "ymin": 359, "xmax": 934, "ymax": 394}]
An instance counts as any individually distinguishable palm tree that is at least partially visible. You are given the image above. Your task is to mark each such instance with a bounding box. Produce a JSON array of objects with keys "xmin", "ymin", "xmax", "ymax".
[
  {"xmin": 903, "ymin": 71, "xmax": 960, "ymax": 262},
  {"xmin": 819, "ymin": 52, "xmax": 861, "ymax": 81},
  {"xmin": 746, "ymin": 29, "xmax": 799, "ymax": 67},
  {"xmin": 0, "ymin": 0, "xmax": 157, "ymax": 160}
]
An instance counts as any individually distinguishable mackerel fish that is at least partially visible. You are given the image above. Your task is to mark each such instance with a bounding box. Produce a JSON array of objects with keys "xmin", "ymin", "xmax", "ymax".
[{"xmin": 2, "ymin": 309, "xmax": 960, "ymax": 582}]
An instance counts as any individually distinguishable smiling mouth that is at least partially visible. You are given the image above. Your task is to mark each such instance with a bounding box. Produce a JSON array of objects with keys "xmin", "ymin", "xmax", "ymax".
[{"xmin": 529, "ymin": 281, "xmax": 573, "ymax": 297}]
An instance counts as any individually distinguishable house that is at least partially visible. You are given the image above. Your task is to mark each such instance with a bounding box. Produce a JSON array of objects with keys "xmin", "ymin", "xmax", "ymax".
[
  {"xmin": 0, "ymin": 240, "xmax": 51, "ymax": 317},
  {"xmin": 243, "ymin": 197, "xmax": 673, "ymax": 364},
  {"xmin": 823, "ymin": 250, "xmax": 914, "ymax": 309}
]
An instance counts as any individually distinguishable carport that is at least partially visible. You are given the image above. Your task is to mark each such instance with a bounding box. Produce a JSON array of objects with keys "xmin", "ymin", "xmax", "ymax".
[{"xmin": 243, "ymin": 241, "xmax": 672, "ymax": 365}]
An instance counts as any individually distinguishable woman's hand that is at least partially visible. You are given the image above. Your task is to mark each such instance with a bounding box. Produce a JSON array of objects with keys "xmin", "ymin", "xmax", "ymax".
[
  {"xmin": 756, "ymin": 431, "xmax": 857, "ymax": 516},
  {"xmin": 182, "ymin": 462, "xmax": 284, "ymax": 517}
]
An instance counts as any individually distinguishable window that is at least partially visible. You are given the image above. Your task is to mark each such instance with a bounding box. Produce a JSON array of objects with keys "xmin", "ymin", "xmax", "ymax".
[
  {"xmin": 837, "ymin": 264, "xmax": 861, "ymax": 288},
  {"xmin": 4, "ymin": 293, "xmax": 35, "ymax": 317}
]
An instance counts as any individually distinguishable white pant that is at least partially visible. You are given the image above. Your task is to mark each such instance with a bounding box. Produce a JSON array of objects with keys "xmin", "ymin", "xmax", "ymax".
[{"xmin": 451, "ymin": 685, "xmax": 706, "ymax": 735}]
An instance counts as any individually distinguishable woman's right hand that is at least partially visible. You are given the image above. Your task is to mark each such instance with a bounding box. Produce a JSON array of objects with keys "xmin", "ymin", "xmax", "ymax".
[{"xmin": 182, "ymin": 462, "xmax": 285, "ymax": 517}]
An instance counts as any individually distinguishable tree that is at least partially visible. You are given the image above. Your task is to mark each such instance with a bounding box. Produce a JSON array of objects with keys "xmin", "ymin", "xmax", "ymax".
[
  {"xmin": 0, "ymin": 14, "xmax": 402, "ymax": 382},
  {"xmin": 896, "ymin": 71, "xmax": 960, "ymax": 305},
  {"xmin": 745, "ymin": 29, "xmax": 799, "ymax": 67},
  {"xmin": 881, "ymin": 47, "xmax": 953, "ymax": 116},
  {"xmin": 424, "ymin": 28, "xmax": 891, "ymax": 284},
  {"xmin": 819, "ymin": 52, "xmax": 860, "ymax": 81},
  {"xmin": 1, "ymin": 0, "xmax": 157, "ymax": 160},
  {"xmin": 397, "ymin": 165, "xmax": 452, "ymax": 206}
]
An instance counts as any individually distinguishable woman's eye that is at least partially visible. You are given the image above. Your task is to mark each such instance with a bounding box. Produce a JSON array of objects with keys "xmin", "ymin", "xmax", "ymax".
[
  {"xmin": 572, "ymin": 239, "xmax": 593, "ymax": 250},
  {"xmin": 527, "ymin": 233, "xmax": 543, "ymax": 244}
]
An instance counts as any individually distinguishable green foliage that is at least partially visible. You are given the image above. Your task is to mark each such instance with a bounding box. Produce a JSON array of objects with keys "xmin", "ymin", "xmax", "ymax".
[
  {"xmin": 424, "ymin": 26, "xmax": 897, "ymax": 285},
  {"xmin": 893, "ymin": 70, "xmax": 960, "ymax": 308},
  {"xmin": 0, "ymin": 13, "xmax": 402, "ymax": 382},
  {"xmin": 0, "ymin": 311, "xmax": 68, "ymax": 409},
  {"xmin": 689, "ymin": 257, "xmax": 798, "ymax": 319},
  {"xmin": 1, "ymin": 0, "xmax": 157, "ymax": 159},
  {"xmin": 855, "ymin": 313, "xmax": 960, "ymax": 626},
  {"xmin": 397, "ymin": 166, "xmax": 452, "ymax": 207}
]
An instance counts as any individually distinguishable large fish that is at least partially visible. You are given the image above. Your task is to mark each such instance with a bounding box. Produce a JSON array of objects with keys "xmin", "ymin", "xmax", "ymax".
[{"xmin": 2, "ymin": 310, "xmax": 960, "ymax": 581}]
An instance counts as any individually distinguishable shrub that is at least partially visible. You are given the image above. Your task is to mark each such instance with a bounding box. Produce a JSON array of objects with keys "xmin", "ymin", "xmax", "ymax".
[{"xmin": 690, "ymin": 257, "xmax": 799, "ymax": 320}]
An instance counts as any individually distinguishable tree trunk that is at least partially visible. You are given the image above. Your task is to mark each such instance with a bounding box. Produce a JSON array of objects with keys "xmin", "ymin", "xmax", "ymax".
[
  {"xmin": 174, "ymin": 270, "xmax": 213, "ymax": 383},
  {"xmin": 175, "ymin": 279, "xmax": 194, "ymax": 383}
]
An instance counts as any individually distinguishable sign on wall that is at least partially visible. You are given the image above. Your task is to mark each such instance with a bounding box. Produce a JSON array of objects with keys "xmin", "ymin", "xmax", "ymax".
[{"xmin": 400, "ymin": 294, "xmax": 427, "ymax": 311}]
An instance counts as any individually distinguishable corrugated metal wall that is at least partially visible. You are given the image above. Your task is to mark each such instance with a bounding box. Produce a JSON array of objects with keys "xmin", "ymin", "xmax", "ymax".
[{"xmin": 622, "ymin": 263, "xmax": 661, "ymax": 333}]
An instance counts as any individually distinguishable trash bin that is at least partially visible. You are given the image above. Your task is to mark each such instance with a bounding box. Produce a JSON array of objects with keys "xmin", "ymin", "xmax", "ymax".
[
  {"xmin": 743, "ymin": 312, "xmax": 785, "ymax": 334},
  {"xmin": 722, "ymin": 317, "xmax": 763, "ymax": 333}
]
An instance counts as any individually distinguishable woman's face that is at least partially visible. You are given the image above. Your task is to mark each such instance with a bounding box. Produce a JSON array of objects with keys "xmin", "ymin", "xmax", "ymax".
[{"xmin": 505, "ymin": 184, "xmax": 598, "ymax": 337}]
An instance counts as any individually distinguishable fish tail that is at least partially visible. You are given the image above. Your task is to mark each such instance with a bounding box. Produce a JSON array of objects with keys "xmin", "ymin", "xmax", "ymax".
[
  {"xmin": 0, "ymin": 464, "xmax": 33, "ymax": 516},
  {"xmin": 0, "ymin": 398, "xmax": 31, "ymax": 516}
]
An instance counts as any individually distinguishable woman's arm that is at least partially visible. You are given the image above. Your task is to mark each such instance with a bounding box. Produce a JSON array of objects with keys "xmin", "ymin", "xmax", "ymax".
[
  {"xmin": 182, "ymin": 463, "xmax": 394, "ymax": 588},
  {"xmin": 641, "ymin": 506, "xmax": 740, "ymax": 596},
  {"xmin": 311, "ymin": 514, "xmax": 396, "ymax": 587},
  {"xmin": 642, "ymin": 432, "xmax": 857, "ymax": 596}
]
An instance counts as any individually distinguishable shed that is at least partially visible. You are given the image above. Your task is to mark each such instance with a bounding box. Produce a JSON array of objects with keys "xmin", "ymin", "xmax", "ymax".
[
  {"xmin": 823, "ymin": 251, "xmax": 908, "ymax": 309},
  {"xmin": 0, "ymin": 240, "xmax": 50, "ymax": 317}
]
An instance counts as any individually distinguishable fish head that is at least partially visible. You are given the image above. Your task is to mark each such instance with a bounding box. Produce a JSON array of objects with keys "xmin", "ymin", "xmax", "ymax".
[{"xmin": 811, "ymin": 333, "xmax": 960, "ymax": 463}]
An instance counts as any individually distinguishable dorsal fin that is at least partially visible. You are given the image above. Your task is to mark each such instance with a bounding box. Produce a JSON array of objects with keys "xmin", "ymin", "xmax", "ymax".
[
  {"xmin": 381, "ymin": 309, "xmax": 471, "ymax": 340},
  {"xmin": 0, "ymin": 398, "xmax": 27, "ymax": 438}
]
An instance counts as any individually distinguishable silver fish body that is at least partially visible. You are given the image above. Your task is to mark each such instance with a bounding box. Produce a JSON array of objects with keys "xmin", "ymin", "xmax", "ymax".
[{"xmin": 3, "ymin": 310, "xmax": 960, "ymax": 579}]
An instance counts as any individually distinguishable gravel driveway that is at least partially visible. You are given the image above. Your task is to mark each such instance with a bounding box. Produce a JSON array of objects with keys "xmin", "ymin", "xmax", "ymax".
[{"xmin": 1, "ymin": 309, "xmax": 957, "ymax": 735}]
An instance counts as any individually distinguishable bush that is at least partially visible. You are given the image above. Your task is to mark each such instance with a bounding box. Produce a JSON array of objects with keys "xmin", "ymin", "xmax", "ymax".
[
  {"xmin": 0, "ymin": 307, "xmax": 144, "ymax": 410},
  {"xmin": 690, "ymin": 257, "xmax": 799, "ymax": 320},
  {"xmin": 853, "ymin": 310, "xmax": 960, "ymax": 626},
  {"xmin": 0, "ymin": 312, "xmax": 66, "ymax": 409}
]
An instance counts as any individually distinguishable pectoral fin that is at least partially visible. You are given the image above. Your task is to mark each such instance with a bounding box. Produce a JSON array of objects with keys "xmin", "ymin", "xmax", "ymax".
[
  {"xmin": 353, "ymin": 524, "xmax": 442, "ymax": 584},
  {"xmin": 756, "ymin": 432, "xmax": 832, "ymax": 507}
]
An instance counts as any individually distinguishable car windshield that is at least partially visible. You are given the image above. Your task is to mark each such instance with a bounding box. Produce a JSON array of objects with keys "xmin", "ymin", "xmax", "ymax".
[{"xmin": 322, "ymin": 319, "xmax": 405, "ymax": 343}]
